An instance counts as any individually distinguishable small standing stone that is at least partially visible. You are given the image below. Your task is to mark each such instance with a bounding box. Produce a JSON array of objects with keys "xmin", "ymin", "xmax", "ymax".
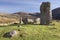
[{"xmin": 22, "ymin": 17, "xmax": 28, "ymax": 24}]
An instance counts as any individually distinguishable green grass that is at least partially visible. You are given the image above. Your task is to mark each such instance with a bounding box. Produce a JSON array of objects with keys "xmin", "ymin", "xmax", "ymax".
[{"xmin": 0, "ymin": 20, "xmax": 60, "ymax": 40}]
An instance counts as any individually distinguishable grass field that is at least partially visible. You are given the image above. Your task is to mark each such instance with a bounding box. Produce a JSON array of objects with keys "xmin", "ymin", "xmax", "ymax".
[{"xmin": 0, "ymin": 20, "xmax": 60, "ymax": 40}]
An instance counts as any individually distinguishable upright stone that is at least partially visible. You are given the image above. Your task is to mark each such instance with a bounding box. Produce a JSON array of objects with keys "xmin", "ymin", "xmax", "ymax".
[
  {"xmin": 22, "ymin": 17, "xmax": 28, "ymax": 24},
  {"xmin": 18, "ymin": 17, "xmax": 22, "ymax": 27},
  {"xmin": 40, "ymin": 2, "xmax": 52, "ymax": 25}
]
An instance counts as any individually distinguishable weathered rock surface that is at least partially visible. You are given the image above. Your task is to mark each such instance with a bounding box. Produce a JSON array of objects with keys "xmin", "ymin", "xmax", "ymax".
[
  {"xmin": 3, "ymin": 30, "xmax": 18, "ymax": 38},
  {"xmin": 40, "ymin": 2, "xmax": 52, "ymax": 25}
]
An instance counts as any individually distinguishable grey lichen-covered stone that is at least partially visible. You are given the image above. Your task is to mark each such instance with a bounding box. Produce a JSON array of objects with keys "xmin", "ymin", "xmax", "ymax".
[
  {"xmin": 9, "ymin": 30, "xmax": 18, "ymax": 37},
  {"xmin": 3, "ymin": 30, "xmax": 18, "ymax": 38},
  {"xmin": 22, "ymin": 17, "xmax": 28, "ymax": 24},
  {"xmin": 40, "ymin": 2, "xmax": 52, "ymax": 25}
]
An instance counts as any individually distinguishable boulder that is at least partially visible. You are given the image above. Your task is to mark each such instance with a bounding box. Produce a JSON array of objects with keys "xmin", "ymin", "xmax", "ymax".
[{"xmin": 3, "ymin": 30, "xmax": 18, "ymax": 38}]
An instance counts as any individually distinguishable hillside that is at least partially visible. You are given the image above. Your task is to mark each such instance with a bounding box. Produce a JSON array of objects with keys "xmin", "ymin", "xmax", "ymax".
[
  {"xmin": 0, "ymin": 20, "xmax": 60, "ymax": 40},
  {"xmin": 1, "ymin": 7, "xmax": 60, "ymax": 24},
  {"xmin": 0, "ymin": 13, "xmax": 19, "ymax": 24},
  {"xmin": 0, "ymin": 12, "xmax": 37, "ymax": 24},
  {"xmin": 52, "ymin": 7, "xmax": 60, "ymax": 20},
  {"xmin": 13, "ymin": 12, "xmax": 36, "ymax": 18}
]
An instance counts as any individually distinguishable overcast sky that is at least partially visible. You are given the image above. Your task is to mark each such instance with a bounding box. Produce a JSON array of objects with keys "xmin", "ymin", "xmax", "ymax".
[{"xmin": 0, "ymin": 0, "xmax": 60, "ymax": 13}]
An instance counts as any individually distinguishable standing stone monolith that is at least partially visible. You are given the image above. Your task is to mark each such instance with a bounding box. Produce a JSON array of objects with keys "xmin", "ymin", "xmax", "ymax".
[
  {"xmin": 40, "ymin": 2, "xmax": 52, "ymax": 25},
  {"xmin": 22, "ymin": 17, "xmax": 28, "ymax": 24}
]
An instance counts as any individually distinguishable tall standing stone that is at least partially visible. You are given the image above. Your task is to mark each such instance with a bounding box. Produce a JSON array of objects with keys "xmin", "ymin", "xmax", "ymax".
[{"xmin": 40, "ymin": 2, "xmax": 52, "ymax": 25}]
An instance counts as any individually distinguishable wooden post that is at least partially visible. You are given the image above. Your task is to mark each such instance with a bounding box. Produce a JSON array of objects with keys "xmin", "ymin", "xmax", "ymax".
[{"xmin": 40, "ymin": 2, "xmax": 52, "ymax": 25}]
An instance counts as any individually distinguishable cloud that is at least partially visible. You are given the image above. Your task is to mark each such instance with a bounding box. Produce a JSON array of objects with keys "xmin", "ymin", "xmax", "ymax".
[
  {"xmin": 0, "ymin": 0, "xmax": 40, "ymax": 13},
  {"xmin": 0, "ymin": 0, "xmax": 40, "ymax": 5},
  {"xmin": 0, "ymin": 0, "xmax": 40, "ymax": 8},
  {"xmin": 0, "ymin": 0, "xmax": 60, "ymax": 13}
]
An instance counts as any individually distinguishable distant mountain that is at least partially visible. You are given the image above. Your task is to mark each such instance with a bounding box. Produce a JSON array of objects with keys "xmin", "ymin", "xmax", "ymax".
[
  {"xmin": 29, "ymin": 7, "xmax": 60, "ymax": 20},
  {"xmin": 1, "ymin": 7, "xmax": 60, "ymax": 24},
  {"xmin": 0, "ymin": 12, "xmax": 37, "ymax": 24},
  {"xmin": 29, "ymin": 12, "xmax": 40, "ymax": 18},
  {"xmin": 13, "ymin": 12, "xmax": 38, "ymax": 18},
  {"xmin": 52, "ymin": 7, "xmax": 60, "ymax": 20},
  {"xmin": 0, "ymin": 13, "xmax": 19, "ymax": 24},
  {"xmin": 13, "ymin": 12, "xmax": 29, "ymax": 17}
]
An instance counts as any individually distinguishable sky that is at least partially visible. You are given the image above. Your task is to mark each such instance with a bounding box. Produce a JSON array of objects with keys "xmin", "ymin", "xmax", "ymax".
[{"xmin": 0, "ymin": 0, "xmax": 60, "ymax": 13}]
